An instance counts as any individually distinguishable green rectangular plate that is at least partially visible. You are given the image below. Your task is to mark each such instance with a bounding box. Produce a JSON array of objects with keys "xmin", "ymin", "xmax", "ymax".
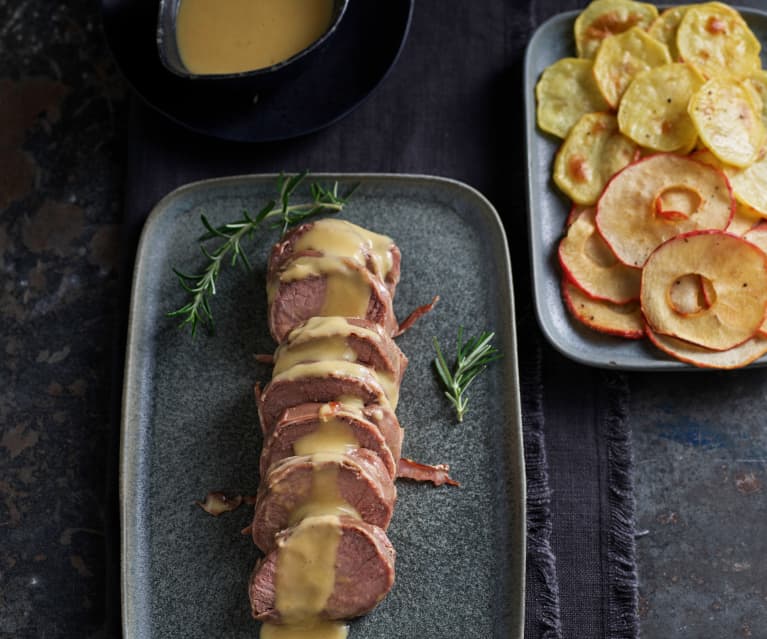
[{"xmin": 121, "ymin": 174, "xmax": 525, "ymax": 638}]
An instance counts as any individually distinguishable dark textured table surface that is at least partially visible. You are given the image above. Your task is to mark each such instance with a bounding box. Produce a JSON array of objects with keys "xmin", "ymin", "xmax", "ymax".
[{"xmin": 1, "ymin": 1, "xmax": 766, "ymax": 638}]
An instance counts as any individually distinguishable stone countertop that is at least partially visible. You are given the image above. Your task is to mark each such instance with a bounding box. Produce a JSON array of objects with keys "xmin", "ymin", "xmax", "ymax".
[{"xmin": 1, "ymin": 0, "xmax": 766, "ymax": 637}]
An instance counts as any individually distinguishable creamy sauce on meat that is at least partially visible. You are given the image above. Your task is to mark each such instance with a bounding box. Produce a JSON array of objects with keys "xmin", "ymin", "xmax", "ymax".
[
  {"xmin": 289, "ymin": 454, "xmax": 361, "ymax": 524},
  {"xmin": 264, "ymin": 514, "xmax": 347, "ymax": 638},
  {"xmin": 273, "ymin": 336, "xmax": 357, "ymax": 376},
  {"xmin": 294, "ymin": 219, "xmax": 394, "ymax": 280},
  {"xmin": 279, "ymin": 256, "xmax": 372, "ymax": 318},
  {"xmin": 175, "ymin": 0, "xmax": 335, "ymax": 75},
  {"xmin": 285, "ymin": 316, "xmax": 383, "ymax": 347},
  {"xmin": 270, "ymin": 360, "xmax": 397, "ymax": 409},
  {"xmin": 292, "ymin": 416, "xmax": 358, "ymax": 457}
]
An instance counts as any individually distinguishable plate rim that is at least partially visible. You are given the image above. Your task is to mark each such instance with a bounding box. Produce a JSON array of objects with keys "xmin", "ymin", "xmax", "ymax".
[
  {"xmin": 524, "ymin": 5, "xmax": 767, "ymax": 371},
  {"xmin": 120, "ymin": 172, "xmax": 527, "ymax": 638}
]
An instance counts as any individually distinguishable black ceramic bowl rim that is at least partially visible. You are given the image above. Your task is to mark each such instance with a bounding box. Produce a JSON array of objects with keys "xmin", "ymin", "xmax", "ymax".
[{"xmin": 156, "ymin": 0, "xmax": 351, "ymax": 81}]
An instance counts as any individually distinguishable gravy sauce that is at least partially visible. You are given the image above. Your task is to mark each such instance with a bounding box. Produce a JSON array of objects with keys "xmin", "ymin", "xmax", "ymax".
[
  {"xmin": 280, "ymin": 256, "xmax": 372, "ymax": 318},
  {"xmin": 294, "ymin": 219, "xmax": 394, "ymax": 279},
  {"xmin": 175, "ymin": 0, "xmax": 335, "ymax": 75}
]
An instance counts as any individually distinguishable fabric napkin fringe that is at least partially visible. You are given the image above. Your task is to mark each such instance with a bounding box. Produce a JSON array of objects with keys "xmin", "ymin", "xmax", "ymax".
[
  {"xmin": 602, "ymin": 372, "xmax": 639, "ymax": 639},
  {"xmin": 522, "ymin": 338, "xmax": 562, "ymax": 639}
]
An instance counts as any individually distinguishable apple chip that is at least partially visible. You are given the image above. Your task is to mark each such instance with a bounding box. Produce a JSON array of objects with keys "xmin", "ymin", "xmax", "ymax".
[
  {"xmin": 646, "ymin": 324, "xmax": 767, "ymax": 368},
  {"xmin": 676, "ymin": 2, "xmax": 761, "ymax": 80},
  {"xmin": 596, "ymin": 153, "xmax": 733, "ymax": 267},
  {"xmin": 574, "ymin": 0, "xmax": 659, "ymax": 59},
  {"xmin": 618, "ymin": 63, "xmax": 704, "ymax": 152},
  {"xmin": 641, "ymin": 231, "xmax": 767, "ymax": 351},
  {"xmin": 688, "ymin": 76, "xmax": 766, "ymax": 168},
  {"xmin": 648, "ymin": 5, "xmax": 690, "ymax": 61},
  {"xmin": 562, "ymin": 277, "xmax": 644, "ymax": 338},
  {"xmin": 535, "ymin": 58, "xmax": 611, "ymax": 139},
  {"xmin": 559, "ymin": 206, "xmax": 641, "ymax": 303},
  {"xmin": 553, "ymin": 112, "xmax": 640, "ymax": 205},
  {"xmin": 593, "ymin": 26, "xmax": 672, "ymax": 108}
]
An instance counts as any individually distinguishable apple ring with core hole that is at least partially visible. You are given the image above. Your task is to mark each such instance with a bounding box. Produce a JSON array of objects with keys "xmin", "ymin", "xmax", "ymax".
[
  {"xmin": 595, "ymin": 153, "xmax": 734, "ymax": 267},
  {"xmin": 640, "ymin": 230, "xmax": 767, "ymax": 350},
  {"xmin": 558, "ymin": 206, "xmax": 641, "ymax": 303}
]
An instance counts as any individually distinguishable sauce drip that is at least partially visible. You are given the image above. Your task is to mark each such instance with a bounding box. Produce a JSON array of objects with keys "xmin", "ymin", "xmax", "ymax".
[
  {"xmin": 273, "ymin": 336, "xmax": 357, "ymax": 377},
  {"xmin": 279, "ymin": 256, "xmax": 372, "ymax": 318},
  {"xmin": 294, "ymin": 219, "xmax": 394, "ymax": 280},
  {"xmin": 262, "ymin": 405, "xmax": 361, "ymax": 639},
  {"xmin": 270, "ymin": 360, "xmax": 395, "ymax": 409},
  {"xmin": 175, "ymin": 0, "xmax": 335, "ymax": 75}
]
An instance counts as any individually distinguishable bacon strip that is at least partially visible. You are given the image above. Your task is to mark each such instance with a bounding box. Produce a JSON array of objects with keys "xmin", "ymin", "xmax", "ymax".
[{"xmin": 397, "ymin": 457, "xmax": 459, "ymax": 487}]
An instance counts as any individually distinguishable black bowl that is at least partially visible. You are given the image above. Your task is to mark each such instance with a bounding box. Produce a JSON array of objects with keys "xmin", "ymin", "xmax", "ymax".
[{"xmin": 156, "ymin": 0, "xmax": 350, "ymax": 92}]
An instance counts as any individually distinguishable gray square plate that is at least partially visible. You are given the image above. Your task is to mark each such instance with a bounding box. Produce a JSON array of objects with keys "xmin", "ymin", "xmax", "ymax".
[
  {"xmin": 121, "ymin": 174, "xmax": 525, "ymax": 638},
  {"xmin": 524, "ymin": 7, "xmax": 767, "ymax": 370}
]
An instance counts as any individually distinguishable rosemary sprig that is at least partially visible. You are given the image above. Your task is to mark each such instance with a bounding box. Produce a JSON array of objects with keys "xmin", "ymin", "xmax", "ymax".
[
  {"xmin": 167, "ymin": 172, "xmax": 356, "ymax": 336},
  {"xmin": 433, "ymin": 327, "xmax": 501, "ymax": 422}
]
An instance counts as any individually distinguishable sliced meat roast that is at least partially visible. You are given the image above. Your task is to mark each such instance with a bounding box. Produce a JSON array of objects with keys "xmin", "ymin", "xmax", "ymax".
[
  {"xmin": 267, "ymin": 255, "xmax": 399, "ymax": 343},
  {"xmin": 260, "ymin": 401, "xmax": 403, "ymax": 479},
  {"xmin": 256, "ymin": 360, "xmax": 398, "ymax": 436},
  {"xmin": 268, "ymin": 218, "xmax": 401, "ymax": 297},
  {"xmin": 249, "ymin": 516, "xmax": 396, "ymax": 623},
  {"xmin": 274, "ymin": 316, "xmax": 408, "ymax": 386},
  {"xmin": 251, "ymin": 448, "xmax": 396, "ymax": 552}
]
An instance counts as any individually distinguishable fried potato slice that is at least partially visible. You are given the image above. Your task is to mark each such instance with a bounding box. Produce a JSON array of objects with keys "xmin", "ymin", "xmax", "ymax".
[
  {"xmin": 676, "ymin": 2, "xmax": 761, "ymax": 80},
  {"xmin": 746, "ymin": 69, "xmax": 767, "ymax": 129},
  {"xmin": 648, "ymin": 5, "xmax": 691, "ymax": 61},
  {"xmin": 646, "ymin": 324, "xmax": 767, "ymax": 368},
  {"xmin": 593, "ymin": 26, "xmax": 672, "ymax": 108},
  {"xmin": 688, "ymin": 76, "xmax": 766, "ymax": 168},
  {"xmin": 535, "ymin": 58, "xmax": 610, "ymax": 139},
  {"xmin": 562, "ymin": 277, "xmax": 644, "ymax": 338},
  {"xmin": 596, "ymin": 153, "xmax": 733, "ymax": 267},
  {"xmin": 641, "ymin": 230, "xmax": 767, "ymax": 351},
  {"xmin": 575, "ymin": 0, "xmax": 659, "ymax": 59},
  {"xmin": 553, "ymin": 112, "xmax": 640, "ymax": 205},
  {"xmin": 692, "ymin": 147, "xmax": 767, "ymax": 219},
  {"xmin": 618, "ymin": 62, "xmax": 704, "ymax": 151},
  {"xmin": 558, "ymin": 206, "xmax": 641, "ymax": 303}
]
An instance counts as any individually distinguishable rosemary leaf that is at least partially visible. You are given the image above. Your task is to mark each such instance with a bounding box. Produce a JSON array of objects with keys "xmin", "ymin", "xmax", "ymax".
[
  {"xmin": 433, "ymin": 327, "xmax": 501, "ymax": 422},
  {"xmin": 167, "ymin": 171, "xmax": 355, "ymax": 336}
]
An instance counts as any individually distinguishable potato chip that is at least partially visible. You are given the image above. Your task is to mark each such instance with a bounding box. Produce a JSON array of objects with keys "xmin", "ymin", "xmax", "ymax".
[
  {"xmin": 688, "ymin": 76, "xmax": 766, "ymax": 168},
  {"xmin": 593, "ymin": 26, "xmax": 672, "ymax": 108},
  {"xmin": 596, "ymin": 153, "xmax": 733, "ymax": 267},
  {"xmin": 535, "ymin": 58, "xmax": 610, "ymax": 138},
  {"xmin": 641, "ymin": 230, "xmax": 767, "ymax": 350},
  {"xmin": 746, "ymin": 69, "xmax": 767, "ymax": 129},
  {"xmin": 574, "ymin": 0, "xmax": 659, "ymax": 59},
  {"xmin": 692, "ymin": 147, "xmax": 767, "ymax": 219},
  {"xmin": 676, "ymin": 2, "xmax": 761, "ymax": 79},
  {"xmin": 553, "ymin": 112, "xmax": 640, "ymax": 205},
  {"xmin": 648, "ymin": 5, "xmax": 691, "ymax": 61},
  {"xmin": 618, "ymin": 62, "xmax": 704, "ymax": 151}
]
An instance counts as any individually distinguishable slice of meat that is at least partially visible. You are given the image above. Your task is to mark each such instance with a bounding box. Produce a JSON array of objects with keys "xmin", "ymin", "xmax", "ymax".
[
  {"xmin": 256, "ymin": 361, "xmax": 396, "ymax": 436},
  {"xmin": 267, "ymin": 255, "xmax": 399, "ymax": 343},
  {"xmin": 260, "ymin": 402, "xmax": 402, "ymax": 479},
  {"xmin": 268, "ymin": 219, "xmax": 401, "ymax": 296},
  {"xmin": 397, "ymin": 457, "xmax": 460, "ymax": 487},
  {"xmin": 249, "ymin": 516, "xmax": 396, "ymax": 622},
  {"xmin": 251, "ymin": 449, "xmax": 396, "ymax": 553},
  {"xmin": 275, "ymin": 316, "xmax": 409, "ymax": 386}
]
